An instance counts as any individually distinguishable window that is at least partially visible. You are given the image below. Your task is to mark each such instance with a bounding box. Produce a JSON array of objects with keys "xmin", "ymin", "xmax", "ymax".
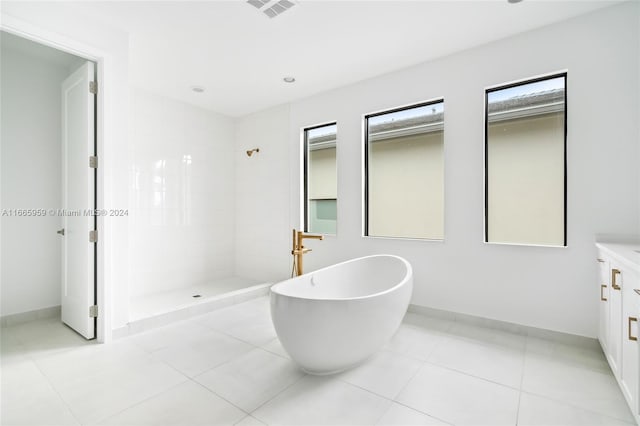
[
  {"xmin": 304, "ymin": 123, "xmax": 337, "ymax": 234},
  {"xmin": 364, "ymin": 100, "xmax": 444, "ymax": 239},
  {"xmin": 485, "ymin": 73, "xmax": 567, "ymax": 246}
]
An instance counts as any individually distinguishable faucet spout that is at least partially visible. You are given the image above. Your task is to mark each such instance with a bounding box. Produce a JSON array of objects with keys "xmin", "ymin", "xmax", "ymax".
[{"xmin": 301, "ymin": 234, "xmax": 324, "ymax": 241}]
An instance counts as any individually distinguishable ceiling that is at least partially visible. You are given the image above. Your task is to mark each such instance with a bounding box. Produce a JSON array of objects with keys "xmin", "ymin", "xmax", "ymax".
[{"xmin": 10, "ymin": 1, "xmax": 623, "ymax": 117}]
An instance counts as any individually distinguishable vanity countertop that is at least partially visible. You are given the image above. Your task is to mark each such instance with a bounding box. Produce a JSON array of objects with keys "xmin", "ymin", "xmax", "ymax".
[{"xmin": 596, "ymin": 242, "xmax": 640, "ymax": 272}]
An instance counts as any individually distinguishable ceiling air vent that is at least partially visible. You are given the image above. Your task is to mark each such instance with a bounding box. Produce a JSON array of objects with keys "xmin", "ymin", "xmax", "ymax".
[
  {"xmin": 247, "ymin": 0, "xmax": 296, "ymax": 18},
  {"xmin": 247, "ymin": 0, "xmax": 271, "ymax": 9}
]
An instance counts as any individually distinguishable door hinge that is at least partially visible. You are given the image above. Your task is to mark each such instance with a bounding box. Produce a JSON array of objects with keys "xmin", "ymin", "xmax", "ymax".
[
  {"xmin": 89, "ymin": 305, "xmax": 98, "ymax": 318},
  {"xmin": 89, "ymin": 230, "xmax": 98, "ymax": 243},
  {"xmin": 89, "ymin": 81, "xmax": 97, "ymax": 94},
  {"xmin": 89, "ymin": 156, "xmax": 98, "ymax": 169}
]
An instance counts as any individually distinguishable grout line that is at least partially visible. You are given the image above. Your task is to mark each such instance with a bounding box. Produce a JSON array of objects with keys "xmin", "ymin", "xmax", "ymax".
[
  {"xmin": 96, "ymin": 379, "xmax": 191, "ymax": 425},
  {"xmin": 173, "ymin": 344, "xmax": 257, "ymax": 379},
  {"xmin": 29, "ymin": 357, "xmax": 84, "ymax": 426},
  {"xmin": 259, "ymin": 340, "xmax": 291, "ymax": 360},
  {"xmin": 390, "ymin": 400, "xmax": 455, "ymax": 425},
  {"xmin": 514, "ymin": 335, "xmax": 529, "ymax": 426},
  {"xmin": 234, "ymin": 415, "xmax": 265, "ymax": 426},
  {"xmin": 334, "ymin": 364, "xmax": 454, "ymax": 426},
  {"xmin": 515, "ymin": 390, "xmax": 523, "ymax": 426},
  {"xmin": 421, "ymin": 358, "xmax": 523, "ymax": 392},
  {"xmin": 391, "ymin": 359, "xmax": 426, "ymax": 401},
  {"xmin": 247, "ymin": 371, "xmax": 309, "ymax": 417},
  {"xmin": 189, "ymin": 376, "xmax": 252, "ymax": 417},
  {"xmin": 519, "ymin": 389, "xmax": 636, "ymax": 424}
]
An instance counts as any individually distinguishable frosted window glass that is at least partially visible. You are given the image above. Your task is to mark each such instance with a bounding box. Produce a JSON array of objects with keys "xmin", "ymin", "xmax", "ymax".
[{"xmin": 365, "ymin": 100, "xmax": 444, "ymax": 239}]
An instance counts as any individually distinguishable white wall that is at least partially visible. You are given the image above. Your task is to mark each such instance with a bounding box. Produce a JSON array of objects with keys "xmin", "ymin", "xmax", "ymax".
[
  {"xmin": 0, "ymin": 44, "xmax": 75, "ymax": 315},
  {"xmin": 237, "ymin": 3, "xmax": 640, "ymax": 337},
  {"xmin": 235, "ymin": 105, "xmax": 292, "ymax": 282},
  {"xmin": 129, "ymin": 89, "xmax": 236, "ymax": 297}
]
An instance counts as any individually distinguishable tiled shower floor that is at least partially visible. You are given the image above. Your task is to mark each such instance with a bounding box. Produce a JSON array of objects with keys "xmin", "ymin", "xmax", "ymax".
[{"xmin": 1, "ymin": 296, "xmax": 635, "ymax": 425}]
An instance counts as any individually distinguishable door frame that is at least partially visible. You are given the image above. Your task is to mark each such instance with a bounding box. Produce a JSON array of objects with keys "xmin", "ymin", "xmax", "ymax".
[{"xmin": 1, "ymin": 15, "xmax": 111, "ymax": 342}]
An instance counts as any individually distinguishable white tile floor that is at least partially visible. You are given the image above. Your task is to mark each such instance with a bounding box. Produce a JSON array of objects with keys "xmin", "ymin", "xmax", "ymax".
[{"xmin": 1, "ymin": 296, "xmax": 636, "ymax": 426}]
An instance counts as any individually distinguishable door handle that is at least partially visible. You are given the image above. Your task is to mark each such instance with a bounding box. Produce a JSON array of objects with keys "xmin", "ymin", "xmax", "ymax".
[
  {"xmin": 629, "ymin": 317, "xmax": 638, "ymax": 341},
  {"xmin": 600, "ymin": 284, "xmax": 607, "ymax": 301},
  {"xmin": 57, "ymin": 228, "xmax": 65, "ymax": 236},
  {"xmin": 612, "ymin": 269, "xmax": 621, "ymax": 290}
]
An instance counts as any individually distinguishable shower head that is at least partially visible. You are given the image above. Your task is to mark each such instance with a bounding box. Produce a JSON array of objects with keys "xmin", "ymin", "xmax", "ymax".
[{"xmin": 246, "ymin": 148, "xmax": 260, "ymax": 157}]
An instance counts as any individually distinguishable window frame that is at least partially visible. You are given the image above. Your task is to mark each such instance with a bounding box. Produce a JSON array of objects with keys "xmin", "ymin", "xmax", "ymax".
[
  {"xmin": 484, "ymin": 72, "xmax": 568, "ymax": 247},
  {"xmin": 363, "ymin": 98, "xmax": 445, "ymax": 239},
  {"xmin": 303, "ymin": 121, "xmax": 337, "ymax": 234}
]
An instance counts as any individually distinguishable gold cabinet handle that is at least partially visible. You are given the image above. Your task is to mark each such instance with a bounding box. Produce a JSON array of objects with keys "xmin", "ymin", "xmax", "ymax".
[
  {"xmin": 629, "ymin": 317, "xmax": 638, "ymax": 341},
  {"xmin": 600, "ymin": 284, "xmax": 607, "ymax": 301},
  {"xmin": 612, "ymin": 268, "xmax": 622, "ymax": 290}
]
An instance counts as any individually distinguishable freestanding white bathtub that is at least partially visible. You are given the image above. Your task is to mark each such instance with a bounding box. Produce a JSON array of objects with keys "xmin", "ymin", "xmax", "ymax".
[{"xmin": 270, "ymin": 254, "xmax": 413, "ymax": 375}]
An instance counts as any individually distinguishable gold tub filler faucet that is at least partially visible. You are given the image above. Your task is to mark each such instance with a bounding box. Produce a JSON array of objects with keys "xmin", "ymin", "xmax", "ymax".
[{"xmin": 291, "ymin": 229, "xmax": 323, "ymax": 277}]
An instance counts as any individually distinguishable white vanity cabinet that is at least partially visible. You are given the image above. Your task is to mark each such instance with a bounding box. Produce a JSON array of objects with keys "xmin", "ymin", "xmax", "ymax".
[
  {"xmin": 597, "ymin": 258, "xmax": 608, "ymax": 353},
  {"xmin": 597, "ymin": 242, "xmax": 640, "ymax": 423}
]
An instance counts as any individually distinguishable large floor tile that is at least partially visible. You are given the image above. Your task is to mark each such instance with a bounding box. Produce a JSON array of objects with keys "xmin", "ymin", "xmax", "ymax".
[
  {"xmin": 396, "ymin": 363, "xmax": 520, "ymax": 425},
  {"xmin": 427, "ymin": 334, "xmax": 524, "ymax": 389},
  {"xmin": 376, "ymin": 402, "xmax": 450, "ymax": 425},
  {"xmin": 99, "ymin": 380, "xmax": 246, "ymax": 425},
  {"xmin": 196, "ymin": 297, "xmax": 276, "ymax": 346},
  {"xmin": 0, "ymin": 330, "xmax": 29, "ymax": 365},
  {"xmin": 261, "ymin": 337, "xmax": 290, "ymax": 359},
  {"xmin": 195, "ymin": 348, "xmax": 304, "ymax": 412},
  {"xmin": 35, "ymin": 340, "xmax": 150, "ymax": 387},
  {"xmin": 50, "ymin": 358, "xmax": 187, "ymax": 424},
  {"xmin": 235, "ymin": 415, "xmax": 267, "ymax": 426},
  {"xmin": 518, "ymin": 392, "xmax": 635, "ymax": 426},
  {"xmin": 384, "ymin": 315, "xmax": 453, "ymax": 361},
  {"xmin": 337, "ymin": 350, "xmax": 422, "ymax": 399},
  {"xmin": 151, "ymin": 328, "xmax": 254, "ymax": 377},
  {"xmin": 521, "ymin": 349, "xmax": 634, "ymax": 422},
  {"xmin": 447, "ymin": 322, "xmax": 526, "ymax": 351},
  {"xmin": 1, "ymin": 359, "xmax": 80, "ymax": 426},
  {"xmin": 252, "ymin": 375, "xmax": 392, "ymax": 426},
  {"xmin": 525, "ymin": 336, "xmax": 610, "ymax": 374},
  {"xmin": 126, "ymin": 319, "xmax": 215, "ymax": 353},
  {"xmin": 5, "ymin": 318, "xmax": 91, "ymax": 359}
]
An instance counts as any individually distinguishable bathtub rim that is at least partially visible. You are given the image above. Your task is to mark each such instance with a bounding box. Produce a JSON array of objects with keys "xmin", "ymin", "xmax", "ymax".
[{"xmin": 270, "ymin": 254, "xmax": 413, "ymax": 302}]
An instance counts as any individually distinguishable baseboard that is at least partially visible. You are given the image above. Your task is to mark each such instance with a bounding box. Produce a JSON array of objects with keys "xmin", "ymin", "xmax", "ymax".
[
  {"xmin": 1, "ymin": 305, "xmax": 61, "ymax": 327},
  {"xmin": 113, "ymin": 283, "xmax": 271, "ymax": 339},
  {"xmin": 408, "ymin": 304, "xmax": 599, "ymax": 350}
]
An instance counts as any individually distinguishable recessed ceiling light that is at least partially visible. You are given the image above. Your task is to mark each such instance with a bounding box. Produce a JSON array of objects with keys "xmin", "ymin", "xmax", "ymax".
[
  {"xmin": 283, "ymin": 76, "xmax": 295, "ymax": 83},
  {"xmin": 191, "ymin": 86, "xmax": 205, "ymax": 93}
]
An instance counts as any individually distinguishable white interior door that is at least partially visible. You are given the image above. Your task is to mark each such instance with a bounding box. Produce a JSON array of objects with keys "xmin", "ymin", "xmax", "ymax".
[{"xmin": 61, "ymin": 61, "xmax": 96, "ymax": 339}]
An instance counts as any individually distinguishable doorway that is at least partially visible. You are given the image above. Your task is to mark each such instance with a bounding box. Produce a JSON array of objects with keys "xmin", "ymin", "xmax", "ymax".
[{"xmin": 1, "ymin": 31, "xmax": 98, "ymax": 339}]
